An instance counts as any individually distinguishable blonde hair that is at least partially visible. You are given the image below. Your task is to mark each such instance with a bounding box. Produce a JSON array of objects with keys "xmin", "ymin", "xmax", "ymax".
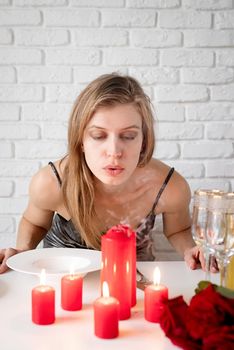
[{"xmin": 62, "ymin": 73, "xmax": 155, "ymax": 249}]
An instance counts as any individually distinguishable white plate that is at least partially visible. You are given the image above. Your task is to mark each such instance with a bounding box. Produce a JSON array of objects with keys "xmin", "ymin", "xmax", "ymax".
[{"xmin": 6, "ymin": 248, "xmax": 102, "ymax": 276}]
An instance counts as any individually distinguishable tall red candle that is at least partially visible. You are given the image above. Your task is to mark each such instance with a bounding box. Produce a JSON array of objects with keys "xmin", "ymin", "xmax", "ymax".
[
  {"xmin": 32, "ymin": 269, "xmax": 55, "ymax": 325},
  {"xmin": 61, "ymin": 273, "xmax": 83, "ymax": 311},
  {"xmin": 94, "ymin": 281, "xmax": 119, "ymax": 339},
  {"xmin": 101, "ymin": 225, "xmax": 136, "ymax": 320},
  {"xmin": 130, "ymin": 230, "xmax": 136, "ymax": 307},
  {"xmin": 144, "ymin": 267, "xmax": 168, "ymax": 323}
]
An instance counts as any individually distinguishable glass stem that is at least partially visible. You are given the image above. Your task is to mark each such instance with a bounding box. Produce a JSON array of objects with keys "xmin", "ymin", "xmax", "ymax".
[
  {"xmin": 219, "ymin": 258, "xmax": 227, "ymax": 287},
  {"xmin": 204, "ymin": 248, "xmax": 211, "ymax": 281}
]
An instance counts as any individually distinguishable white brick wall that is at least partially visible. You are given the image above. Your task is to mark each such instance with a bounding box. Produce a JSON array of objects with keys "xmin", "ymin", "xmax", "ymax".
[{"xmin": 0, "ymin": 1, "xmax": 234, "ymax": 260}]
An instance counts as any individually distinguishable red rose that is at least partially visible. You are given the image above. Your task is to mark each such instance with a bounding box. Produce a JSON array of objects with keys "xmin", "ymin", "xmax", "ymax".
[
  {"xmin": 186, "ymin": 285, "xmax": 234, "ymax": 340},
  {"xmin": 159, "ymin": 283, "xmax": 234, "ymax": 350},
  {"xmin": 203, "ymin": 325, "xmax": 234, "ymax": 350},
  {"xmin": 160, "ymin": 296, "xmax": 201, "ymax": 350}
]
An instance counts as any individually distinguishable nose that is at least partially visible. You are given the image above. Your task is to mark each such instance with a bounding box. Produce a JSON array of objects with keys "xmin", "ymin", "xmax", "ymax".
[{"xmin": 106, "ymin": 137, "xmax": 122, "ymax": 158}]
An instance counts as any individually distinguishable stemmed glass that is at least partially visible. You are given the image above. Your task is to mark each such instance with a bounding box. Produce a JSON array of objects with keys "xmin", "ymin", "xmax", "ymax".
[
  {"xmin": 224, "ymin": 193, "xmax": 234, "ymax": 288},
  {"xmin": 205, "ymin": 193, "xmax": 234, "ymax": 287},
  {"xmin": 191, "ymin": 189, "xmax": 214, "ymax": 280}
]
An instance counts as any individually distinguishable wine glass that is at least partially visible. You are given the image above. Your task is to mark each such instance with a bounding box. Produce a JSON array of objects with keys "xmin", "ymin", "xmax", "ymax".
[
  {"xmin": 224, "ymin": 192, "xmax": 234, "ymax": 288},
  {"xmin": 205, "ymin": 193, "xmax": 234, "ymax": 287},
  {"xmin": 191, "ymin": 189, "xmax": 214, "ymax": 280},
  {"xmin": 192, "ymin": 190, "xmax": 206, "ymax": 244}
]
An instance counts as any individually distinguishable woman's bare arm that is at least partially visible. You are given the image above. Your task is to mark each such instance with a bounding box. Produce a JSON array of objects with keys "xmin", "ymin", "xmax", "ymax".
[
  {"xmin": 161, "ymin": 171, "xmax": 202, "ymax": 268},
  {"xmin": 0, "ymin": 165, "xmax": 60, "ymax": 273},
  {"xmin": 162, "ymin": 172, "xmax": 218, "ymax": 272}
]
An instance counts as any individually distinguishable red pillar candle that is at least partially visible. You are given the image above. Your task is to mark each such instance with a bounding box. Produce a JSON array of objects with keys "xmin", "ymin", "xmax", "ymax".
[
  {"xmin": 94, "ymin": 281, "xmax": 119, "ymax": 339},
  {"xmin": 32, "ymin": 269, "xmax": 55, "ymax": 325},
  {"xmin": 130, "ymin": 230, "xmax": 136, "ymax": 307},
  {"xmin": 144, "ymin": 267, "xmax": 168, "ymax": 323},
  {"xmin": 101, "ymin": 225, "xmax": 136, "ymax": 320},
  {"xmin": 61, "ymin": 272, "xmax": 83, "ymax": 311}
]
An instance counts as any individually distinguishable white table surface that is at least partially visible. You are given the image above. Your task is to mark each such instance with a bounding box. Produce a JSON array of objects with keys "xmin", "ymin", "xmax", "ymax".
[{"xmin": 0, "ymin": 261, "xmax": 219, "ymax": 350}]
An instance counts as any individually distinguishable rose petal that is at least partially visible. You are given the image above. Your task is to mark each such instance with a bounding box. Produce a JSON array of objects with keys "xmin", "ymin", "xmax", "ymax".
[
  {"xmin": 203, "ymin": 325, "xmax": 234, "ymax": 350},
  {"xmin": 186, "ymin": 284, "xmax": 234, "ymax": 339},
  {"xmin": 159, "ymin": 296, "xmax": 201, "ymax": 350}
]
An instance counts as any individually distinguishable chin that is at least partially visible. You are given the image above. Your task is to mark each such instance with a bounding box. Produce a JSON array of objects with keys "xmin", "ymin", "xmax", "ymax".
[
  {"xmin": 103, "ymin": 178, "xmax": 125, "ymax": 186},
  {"xmin": 98, "ymin": 174, "xmax": 128, "ymax": 187}
]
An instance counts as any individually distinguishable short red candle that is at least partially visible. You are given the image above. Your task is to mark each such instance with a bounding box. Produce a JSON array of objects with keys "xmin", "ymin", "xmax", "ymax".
[
  {"xmin": 101, "ymin": 225, "xmax": 136, "ymax": 320},
  {"xmin": 32, "ymin": 269, "xmax": 55, "ymax": 325},
  {"xmin": 61, "ymin": 274, "xmax": 83, "ymax": 311},
  {"xmin": 144, "ymin": 267, "xmax": 168, "ymax": 323},
  {"xmin": 94, "ymin": 281, "xmax": 119, "ymax": 339}
]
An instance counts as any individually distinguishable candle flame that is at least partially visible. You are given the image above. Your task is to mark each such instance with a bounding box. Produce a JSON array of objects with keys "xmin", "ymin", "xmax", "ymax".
[
  {"xmin": 153, "ymin": 267, "xmax": 160, "ymax": 285},
  {"xmin": 69, "ymin": 264, "xmax": 75, "ymax": 276},
  {"xmin": 102, "ymin": 281, "xmax": 109, "ymax": 298},
  {"xmin": 40, "ymin": 268, "xmax": 46, "ymax": 285}
]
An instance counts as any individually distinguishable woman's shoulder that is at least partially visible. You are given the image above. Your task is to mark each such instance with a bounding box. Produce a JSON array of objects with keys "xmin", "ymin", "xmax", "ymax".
[
  {"xmin": 28, "ymin": 160, "xmax": 64, "ymax": 211},
  {"xmin": 143, "ymin": 158, "xmax": 174, "ymax": 184},
  {"xmin": 146, "ymin": 159, "xmax": 191, "ymax": 210},
  {"xmin": 148, "ymin": 159, "xmax": 189, "ymax": 185}
]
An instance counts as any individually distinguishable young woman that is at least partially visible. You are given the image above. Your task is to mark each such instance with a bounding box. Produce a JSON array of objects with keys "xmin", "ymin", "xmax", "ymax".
[{"xmin": 0, "ymin": 73, "xmax": 209, "ymax": 273}]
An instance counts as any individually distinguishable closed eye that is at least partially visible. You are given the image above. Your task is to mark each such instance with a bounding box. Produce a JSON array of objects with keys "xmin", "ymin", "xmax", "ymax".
[
  {"xmin": 120, "ymin": 132, "xmax": 138, "ymax": 140},
  {"xmin": 90, "ymin": 132, "xmax": 106, "ymax": 140},
  {"xmin": 92, "ymin": 135, "xmax": 105, "ymax": 140}
]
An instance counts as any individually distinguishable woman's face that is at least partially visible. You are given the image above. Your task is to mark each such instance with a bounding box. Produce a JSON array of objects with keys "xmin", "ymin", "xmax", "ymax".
[{"xmin": 83, "ymin": 103, "xmax": 143, "ymax": 187}]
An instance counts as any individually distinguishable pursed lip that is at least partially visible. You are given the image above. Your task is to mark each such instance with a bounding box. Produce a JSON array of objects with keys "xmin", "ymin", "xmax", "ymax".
[
  {"xmin": 104, "ymin": 164, "xmax": 124, "ymax": 171},
  {"xmin": 103, "ymin": 164, "xmax": 125, "ymax": 176}
]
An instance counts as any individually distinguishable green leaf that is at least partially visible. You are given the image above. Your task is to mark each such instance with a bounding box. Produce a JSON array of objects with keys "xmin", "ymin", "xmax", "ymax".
[
  {"xmin": 216, "ymin": 285, "xmax": 234, "ymax": 299},
  {"xmin": 195, "ymin": 280, "xmax": 234, "ymax": 299},
  {"xmin": 195, "ymin": 280, "xmax": 212, "ymax": 294}
]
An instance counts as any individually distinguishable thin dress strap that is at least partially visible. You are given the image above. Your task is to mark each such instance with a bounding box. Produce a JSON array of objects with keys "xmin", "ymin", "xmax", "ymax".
[
  {"xmin": 151, "ymin": 167, "xmax": 174, "ymax": 212},
  {"xmin": 48, "ymin": 161, "xmax": 62, "ymax": 187}
]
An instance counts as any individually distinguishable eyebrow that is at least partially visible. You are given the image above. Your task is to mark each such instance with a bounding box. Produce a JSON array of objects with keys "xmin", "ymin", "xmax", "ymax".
[{"xmin": 87, "ymin": 125, "xmax": 141, "ymax": 131}]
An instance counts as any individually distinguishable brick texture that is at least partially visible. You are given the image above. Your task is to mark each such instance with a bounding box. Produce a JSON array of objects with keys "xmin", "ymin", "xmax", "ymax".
[{"xmin": 0, "ymin": 2, "xmax": 233, "ymax": 260}]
